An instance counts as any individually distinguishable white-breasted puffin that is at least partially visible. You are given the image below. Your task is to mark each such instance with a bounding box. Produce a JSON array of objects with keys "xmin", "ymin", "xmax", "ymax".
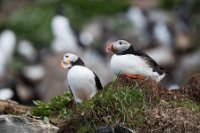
[
  {"xmin": 61, "ymin": 53, "xmax": 102, "ymax": 103},
  {"xmin": 106, "ymin": 40, "xmax": 166, "ymax": 82}
]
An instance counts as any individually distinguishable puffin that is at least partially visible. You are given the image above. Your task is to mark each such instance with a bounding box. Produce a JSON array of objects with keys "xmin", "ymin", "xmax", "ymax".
[
  {"xmin": 106, "ymin": 40, "xmax": 166, "ymax": 82},
  {"xmin": 0, "ymin": 80, "xmax": 21, "ymax": 102},
  {"xmin": 61, "ymin": 53, "xmax": 102, "ymax": 103}
]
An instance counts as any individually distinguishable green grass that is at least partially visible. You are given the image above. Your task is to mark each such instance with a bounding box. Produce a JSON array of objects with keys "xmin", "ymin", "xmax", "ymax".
[
  {"xmin": 67, "ymin": 83, "xmax": 146, "ymax": 132},
  {"xmin": 32, "ymin": 92, "xmax": 72, "ymax": 119},
  {"xmin": 32, "ymin": 82, "xmax": 146, "ymax": 131}
]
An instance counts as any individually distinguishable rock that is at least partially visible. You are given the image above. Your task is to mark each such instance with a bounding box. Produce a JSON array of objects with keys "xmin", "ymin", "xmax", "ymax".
[
  {"xmin": 95, "ymin": 126, "xmax": 113, "ymax": 133},
  {"xmin": 0, "ymin": 100, "xmax": 31, "ymax": 115},
  {"xmin": 0, "ymin": 115, "xmax": 58, "ymax": 133}
]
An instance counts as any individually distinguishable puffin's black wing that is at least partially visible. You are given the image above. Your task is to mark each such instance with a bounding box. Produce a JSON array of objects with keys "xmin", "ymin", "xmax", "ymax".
[
  {"xmin": 133, "ymin": 51, "xmax": 165, "ymax": 75},
  {"xmin": 68, "ymin": 86, "xmax": 74, "ymax": 97},
  {"xmin": 93, "ymin": 72, "xmax": 103, "ymax": 90}
]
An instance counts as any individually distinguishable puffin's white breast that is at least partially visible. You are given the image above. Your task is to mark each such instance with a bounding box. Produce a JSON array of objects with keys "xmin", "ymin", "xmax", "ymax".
[
  {"xmin": 111, "ymin": 54, "xmax": 153, "ymax": 76},
  {"xmin": 110, "ymin": 54, "xmax": 165, "ymax": 82},
  {"xmin": 67, "ymin": 66, "xmax": 96, "ymax": 103}
]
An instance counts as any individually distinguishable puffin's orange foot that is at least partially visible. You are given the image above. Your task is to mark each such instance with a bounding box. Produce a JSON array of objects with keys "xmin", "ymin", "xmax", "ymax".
[{"xmin": 124, "ymin": 73, "xmax": 145, "ymax": 80}]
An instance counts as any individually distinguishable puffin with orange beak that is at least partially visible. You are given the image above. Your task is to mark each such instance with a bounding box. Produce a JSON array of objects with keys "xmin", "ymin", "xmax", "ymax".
[
  {"xmin": 106, "ymin": 40, "xmax": 166, "ymax": 82},
  {"xmin": 61, "ymin": 53, "xmax": 102, "ymax": 103}
]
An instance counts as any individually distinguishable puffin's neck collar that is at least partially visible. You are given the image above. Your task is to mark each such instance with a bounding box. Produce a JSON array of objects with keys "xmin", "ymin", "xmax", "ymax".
[
  {"xmin": 116, "ymin": 46, "xmax": 135, "ymax": 55},
  {"xmin": 70, "ymin": 57, "xmax": 85, "ymax": 68}
]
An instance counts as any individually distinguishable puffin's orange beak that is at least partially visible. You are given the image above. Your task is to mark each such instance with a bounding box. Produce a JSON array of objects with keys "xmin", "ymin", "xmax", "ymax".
[
  {"xmin": 60, "ymin": 60, "xmax": 66, "ymax": 69},
  {"xmin": 106, "ymin": 43, "xmax": 116, "ymax": 53},
  {"xmin": 60, "ymin": 59, "xmax": 70, "ymax": 69}
]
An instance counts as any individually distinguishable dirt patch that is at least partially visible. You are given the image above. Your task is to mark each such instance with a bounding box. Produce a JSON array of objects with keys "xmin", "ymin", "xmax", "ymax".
[
  {"xmin": 142, "ymin": 103, "xmax": 200, "ymax": 133},
  {"xmin": 180, "ymin": 73, "xmax": 200, "ymax": 103}
]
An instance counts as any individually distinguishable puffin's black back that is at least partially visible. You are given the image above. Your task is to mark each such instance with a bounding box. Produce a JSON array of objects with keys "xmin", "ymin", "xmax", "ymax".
[
  {"xmin": 117, "ymin": 46, "xmax": 165, "ymax": 75},
  {"xmin": 93, "ymin": 72, "xmax": 103, "ymax": 90},
  {"xmin": 71, "ymin": 57, "xmax": 85, "ymax": 67}
]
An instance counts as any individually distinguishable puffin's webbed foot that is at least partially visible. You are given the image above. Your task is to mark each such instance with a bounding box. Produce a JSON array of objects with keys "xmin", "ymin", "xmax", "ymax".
[{"xmin": 124, "ymin": 73, "xmax": 145, "ymax": 80}]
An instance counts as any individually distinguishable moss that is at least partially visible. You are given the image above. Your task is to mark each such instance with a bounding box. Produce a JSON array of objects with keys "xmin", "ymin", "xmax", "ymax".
[{"xmin": 65, "ymin": 83, "xmax": 146, "ymax": 132}]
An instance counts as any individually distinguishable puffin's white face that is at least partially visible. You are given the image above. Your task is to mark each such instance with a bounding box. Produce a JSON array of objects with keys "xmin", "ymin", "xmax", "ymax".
[
  {"xmin": 61, "ymin": 53, "xmax": 78, "ymax": 69},
  {"xmin": 106, "ymin": 40, "xmax": 132, "ymax": 54}
]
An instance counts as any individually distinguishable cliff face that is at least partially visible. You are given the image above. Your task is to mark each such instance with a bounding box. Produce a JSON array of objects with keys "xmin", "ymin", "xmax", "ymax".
[{"xmin": 1, "ymin": 74, "xmax": 200, "ymax": 133}]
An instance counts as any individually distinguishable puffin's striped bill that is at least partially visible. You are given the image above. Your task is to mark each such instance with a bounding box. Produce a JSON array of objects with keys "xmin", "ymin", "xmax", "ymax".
[
  {"xmin": 60, "ymin": 60, "xmax": 71, "ymax": 69},
  {"xmin": 60, "ymin": 61, "xmax": 66, "ymax": 69},
  {"xmin": 105, "ymin": 43, "xmax": 113, "ymax": 53}
]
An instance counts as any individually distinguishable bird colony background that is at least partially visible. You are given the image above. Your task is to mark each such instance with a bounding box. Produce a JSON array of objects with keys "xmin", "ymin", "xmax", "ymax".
[{"xmin": 0, "ymin": 0, "xmax": 199, "ymax": 105}]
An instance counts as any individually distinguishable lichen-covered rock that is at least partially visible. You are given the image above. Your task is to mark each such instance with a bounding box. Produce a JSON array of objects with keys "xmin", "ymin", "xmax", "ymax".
[{"xmin": 0, "ymin": 115, "xmax": 58, "ymax": 133}]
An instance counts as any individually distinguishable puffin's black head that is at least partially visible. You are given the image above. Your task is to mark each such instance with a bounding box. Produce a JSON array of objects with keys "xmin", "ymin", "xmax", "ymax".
[
  {"xmin": 106, "ymin": 40, "xmax": 133, "ymax": 54},
  {"xmin": 61, "ymin": 53, "xmax": 85, "ymax": 69}
]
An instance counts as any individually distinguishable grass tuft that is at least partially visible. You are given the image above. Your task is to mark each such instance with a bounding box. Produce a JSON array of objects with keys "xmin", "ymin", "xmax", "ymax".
[
  {"xmin": 71, "ymin": 83, "xmax": 146, "ymax": 132},
  {"xmin": 32, "ymin": 92, "xmax": 72, "ymax": 120}
]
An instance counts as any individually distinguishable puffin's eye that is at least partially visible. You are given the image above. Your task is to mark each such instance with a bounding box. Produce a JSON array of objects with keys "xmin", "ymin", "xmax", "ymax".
[
  {"xmin": 65, "ymin": 55, "xmax": 69, "ymax": 58},
  {"xmin": 119, "ymin": 41, "xmax": 122, "ymax": 45}
]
